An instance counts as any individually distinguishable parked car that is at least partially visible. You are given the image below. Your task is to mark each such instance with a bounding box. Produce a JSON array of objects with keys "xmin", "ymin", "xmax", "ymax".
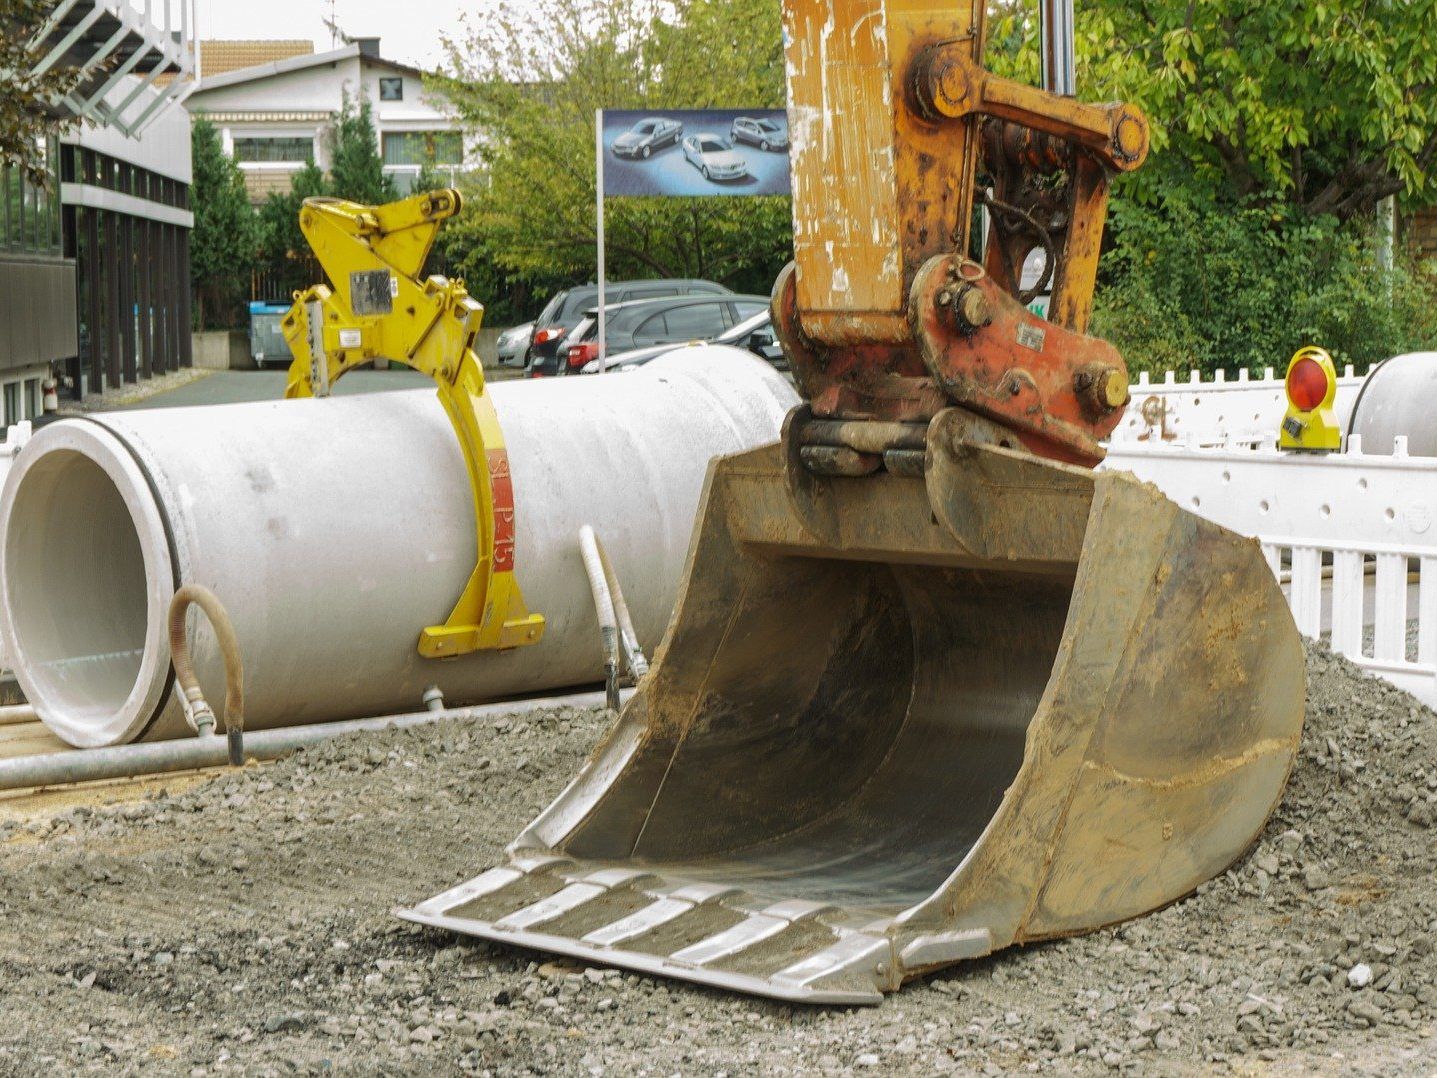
[
  {"xmin": 682, "ymin": 134, "xmax": 749, "ymax": 182},
  {"xmin": 524, "ymin": 279, "xmax": 729, "ymax": 376},
  {"xmin": 495, "ymin": 321, "xmax": 533, "ymax": 367},
  {"xmin": 611, "ymin": 117, "xmax": 683, "ymax": 159},
  {"xmin": 557, "ymin": 294, "xmax": 770, "ymax": 374},
  {"xmin": 730, "ymin": 116, "xmax": 789, "ymax": 151},
  {"xmin": 580, "ymin": 309, "xmax": 786, "ymax": 373}
]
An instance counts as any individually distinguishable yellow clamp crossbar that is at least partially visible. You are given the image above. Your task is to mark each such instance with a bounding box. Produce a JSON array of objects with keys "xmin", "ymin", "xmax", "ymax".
[{"xmin": 280, "ymin": 190, "xmax": 544, "ymax": 658}]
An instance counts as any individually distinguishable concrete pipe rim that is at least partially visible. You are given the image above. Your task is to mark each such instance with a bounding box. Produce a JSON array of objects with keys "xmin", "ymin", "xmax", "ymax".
[{"xmin": 0, "ymin": 420, "xmax": 177, "ymax": 747}]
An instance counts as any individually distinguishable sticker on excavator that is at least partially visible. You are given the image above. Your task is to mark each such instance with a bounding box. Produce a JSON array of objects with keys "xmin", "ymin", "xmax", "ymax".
[
  {"xmin": 349, "ymin": 269, "xmax": 395, "ymax": 316},
  {"xmin": 1016, "ymin": 322, "xmax": 1046, "ymax": 351}
]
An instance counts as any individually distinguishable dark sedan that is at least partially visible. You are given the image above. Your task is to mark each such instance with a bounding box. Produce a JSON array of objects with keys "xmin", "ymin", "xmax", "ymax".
[
  {"xmin": 581, "ymin": 310, "xmax": 785, "ymax": 373},
  {"xmin": 611, "ymin": 117, "xmax": 683, "ymax": 160}
]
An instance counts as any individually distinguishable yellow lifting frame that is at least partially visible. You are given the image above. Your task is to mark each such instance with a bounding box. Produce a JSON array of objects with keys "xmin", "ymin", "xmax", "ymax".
[{"xmin": 280, "ymin": 189, "xmax": 545, "ymax": 658}]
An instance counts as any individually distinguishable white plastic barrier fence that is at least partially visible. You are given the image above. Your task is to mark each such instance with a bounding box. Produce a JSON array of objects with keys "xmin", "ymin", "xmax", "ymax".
[
  {"xmin": 1117, "ymin": 366, "xmax": 1367, "ymax": 447},
  {"xmin": 1105, "ymin": 433, "xmax": 1437, "ymax": 707}
]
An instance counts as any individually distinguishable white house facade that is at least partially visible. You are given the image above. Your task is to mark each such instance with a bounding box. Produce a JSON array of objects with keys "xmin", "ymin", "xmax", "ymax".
[{"xmin": 183, "ymin": 39, "xmax": 467, "ymax": 203}]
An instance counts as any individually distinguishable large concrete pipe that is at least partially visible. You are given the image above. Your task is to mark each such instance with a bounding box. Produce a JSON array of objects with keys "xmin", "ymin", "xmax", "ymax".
[
  {"xmin": 1347, "ymin": 351, "xmax": 1437, "ymax": 456},
  {"xmin": 0, "ymin": 348, "xmax": 798, "ymax": 747}
]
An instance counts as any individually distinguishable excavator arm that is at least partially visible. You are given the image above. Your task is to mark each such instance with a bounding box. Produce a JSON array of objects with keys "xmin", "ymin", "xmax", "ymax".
[
  {"xmin": 402, "ymin": 0, "xmax": 1304, "ymax": 1005},
  {"xmin": 778, "ymin": 0, "xmax": 1146, "ymax": 465},
  {"xmin": 281, "ymin": 190, "xmax": 544, "ymax": 658}
]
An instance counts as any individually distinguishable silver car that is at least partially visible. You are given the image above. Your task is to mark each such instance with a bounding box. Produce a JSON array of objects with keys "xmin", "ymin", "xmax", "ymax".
[
  {"xmin": 495, "ymin": 321, "xmax": 533, "ymax": 367},
  {"xmin": 730, "ymin": 116, "xmax": 789, "ymax": 151},
  {"xmin": 682, "ymin": 134, "xmax": 749, "ymax": 182},
  {"xmin": 611, "ymin": 117, "xmax": 683, "ymax": 160}
]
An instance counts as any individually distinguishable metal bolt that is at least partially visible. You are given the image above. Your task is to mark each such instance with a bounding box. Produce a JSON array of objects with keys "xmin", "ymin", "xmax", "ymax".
[
  {"xmin": 955, "ymin": 287, "xmax": 991, "ymax": 329},
  {"xmin": 1076, "ymin": 365, "xmax": 1129, "ymax": 412}
]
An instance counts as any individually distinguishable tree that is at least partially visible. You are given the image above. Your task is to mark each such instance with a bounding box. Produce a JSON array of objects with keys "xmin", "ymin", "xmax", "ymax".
[
  {"xmin": 189, "ymin": 118, "xmax": 259, "ymax": 328},
  {"xmin": 987, "ymin": 0, "xmax": 1437, "ymax": 221},
  {"xmin": 327, "ymin": 92, "xmax": 395, "ymax": 204},
  {"xmin": 431, "ymin": 0, "xmax": 792, "ymax": 319},
  {"xmin": 1, "ymin": 0, "xmax": 88, "ymax": 186},
  {"xmin": 256, "ymin": 162, "xmax": 328, "ymax": 301}
]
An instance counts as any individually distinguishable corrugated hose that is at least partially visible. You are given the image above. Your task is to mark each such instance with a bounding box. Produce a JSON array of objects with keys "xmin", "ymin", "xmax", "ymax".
[{"xmin": 167, "ymin": 584, "xmax": 245, "ymax": 767}]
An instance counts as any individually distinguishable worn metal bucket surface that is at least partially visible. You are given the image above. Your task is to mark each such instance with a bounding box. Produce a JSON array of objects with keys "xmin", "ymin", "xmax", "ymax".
[{"xmin": 402, "ymin": 410, "xmax": 1305, "ymax": 1004}]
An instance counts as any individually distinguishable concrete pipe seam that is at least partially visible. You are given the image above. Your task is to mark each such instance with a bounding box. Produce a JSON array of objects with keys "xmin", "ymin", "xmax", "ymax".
[{"xmin": 0, "ymin": 347, "xmax": 798, "ymax": 748}]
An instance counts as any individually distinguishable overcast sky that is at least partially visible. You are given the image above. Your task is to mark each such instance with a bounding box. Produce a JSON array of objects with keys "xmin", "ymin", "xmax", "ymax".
[{"xmin": 197, "ymin": 0, "xmax": 475, "ymax": 70}]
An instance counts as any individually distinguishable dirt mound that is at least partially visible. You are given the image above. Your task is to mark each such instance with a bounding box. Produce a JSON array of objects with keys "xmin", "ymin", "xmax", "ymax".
[{"xmin": 0, "ymin": 644, "xmax": 1432, "ymax": 1074}]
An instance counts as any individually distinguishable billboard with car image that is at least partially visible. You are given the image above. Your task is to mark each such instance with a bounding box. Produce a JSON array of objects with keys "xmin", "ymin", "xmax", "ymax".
[{"xmin": 601, "ymin": 109, "xmax": 791, "ymax": 197}]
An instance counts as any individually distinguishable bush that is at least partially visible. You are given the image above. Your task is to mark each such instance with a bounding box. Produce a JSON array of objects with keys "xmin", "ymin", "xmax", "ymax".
[{"xmin": 1092, "ymin": 197, "xmax": 1437, "ymax": 376}]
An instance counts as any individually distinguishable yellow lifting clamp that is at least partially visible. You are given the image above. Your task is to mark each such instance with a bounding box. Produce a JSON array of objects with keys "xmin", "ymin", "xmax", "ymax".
[{"xmin": 280, "ymin": 190, "xmax": 545, "ymax": 658}]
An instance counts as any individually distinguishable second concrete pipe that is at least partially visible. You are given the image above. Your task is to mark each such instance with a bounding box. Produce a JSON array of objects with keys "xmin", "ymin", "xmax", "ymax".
[{"xmin": 0, "ymin": 348, "xmax": 799, "ymax": 747}]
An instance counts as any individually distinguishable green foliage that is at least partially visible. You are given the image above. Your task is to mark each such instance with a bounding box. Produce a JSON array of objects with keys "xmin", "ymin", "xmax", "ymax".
[
  {"xmin": 987, "ymin": 0, "xmax": 1437, "ymax": 220},
  {"xmin": 409, "ymin": 160, "xmax": 448, "ymax": 196},
  {"xmin": 431, "ymin": 0, "xmax": 791, "ymax": 322},
  {"xmin": 327, "ymin": 93, "xmax": 396, "ymax": 204},
  {"xmin": 985, "ymin": 2, "xmax": 1437, "ymax": 373},
  {"xmin": 1093, "ymin": 196, "xmax": 1437, "ymax": 375},
  {"xmin": 1, "ymin": 0, "xmax": 86, "ymax": 186},
  {"xmin": 190, "ymin": 118, "xmax": 259, "ymax": 328},
  {"xmin": 256, "ymin": 162, "xmax": 328, "ymax": 301}
]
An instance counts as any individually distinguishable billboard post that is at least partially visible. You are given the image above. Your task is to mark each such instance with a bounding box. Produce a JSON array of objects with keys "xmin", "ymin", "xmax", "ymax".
[{"xmin": 595, "ymin": 108, "xmax": 607, "ymax": 373}]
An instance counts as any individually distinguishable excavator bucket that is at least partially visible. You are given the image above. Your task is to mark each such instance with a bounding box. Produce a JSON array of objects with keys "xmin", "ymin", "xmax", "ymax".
[{"xmin": 400, "ymin": 410, "xmax": 1305, "ymax": 1003}]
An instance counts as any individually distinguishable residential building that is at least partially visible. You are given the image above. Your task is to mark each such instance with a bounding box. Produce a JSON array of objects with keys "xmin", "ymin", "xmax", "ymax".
[
  {"xmin": 184, "ymin": 39, "xmax": 468, "ymax": 204},
  {"xmin": 3, "ymin": 0, "xmax": 196, "ymax": 410}
]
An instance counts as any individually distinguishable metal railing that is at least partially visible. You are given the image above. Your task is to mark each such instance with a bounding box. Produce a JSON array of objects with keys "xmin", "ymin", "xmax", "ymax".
[{"xmin": 24, "ymin": 0, "xmax": 197, "ymax": 134}]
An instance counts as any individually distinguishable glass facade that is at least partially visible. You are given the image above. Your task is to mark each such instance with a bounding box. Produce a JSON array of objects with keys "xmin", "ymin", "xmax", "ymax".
[
  {"xmin": 61, "ymin": 143, "xmax": 193, "ymax": 394},
  {"xmin": 0, "ymin": 138, "xmax": 63, "ymax": 257}
]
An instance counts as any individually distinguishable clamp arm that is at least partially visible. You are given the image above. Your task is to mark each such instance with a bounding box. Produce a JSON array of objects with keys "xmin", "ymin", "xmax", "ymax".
[{"xmin": 281, "ymin": 190, "xmax": 544, "ymax": 658}]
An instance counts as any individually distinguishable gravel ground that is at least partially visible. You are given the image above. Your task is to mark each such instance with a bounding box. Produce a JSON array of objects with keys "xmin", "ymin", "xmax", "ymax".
[{"xmin": 0, "ymin": 643, "xmax": 1433, "ymax": 1076}]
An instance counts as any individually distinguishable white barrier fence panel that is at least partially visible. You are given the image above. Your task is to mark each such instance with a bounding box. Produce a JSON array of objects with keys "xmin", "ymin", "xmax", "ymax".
[
  {"xmin": 1104, "ymin": 435, "xmax": 1437, "ymax": 707},
  {"xmin": 1117, "ymin": 366, "xmax": 1367, "ymax": 447}
]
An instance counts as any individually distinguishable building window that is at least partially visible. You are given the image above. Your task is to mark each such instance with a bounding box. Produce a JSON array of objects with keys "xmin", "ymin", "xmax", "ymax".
[
  {"xmin": 232, "ymin": 136, "xmax": 316, "ymax": 164},
  {"xmin": 0, "ymin": 137, "xmax": 62, "ymax": 258},
  {"xmin": 379, "ymin": 77, "xmax": 403, "ymax": 101},
  {"xmin": 382, "ymin": 131, "xmax": 462, "ymax": 166}
]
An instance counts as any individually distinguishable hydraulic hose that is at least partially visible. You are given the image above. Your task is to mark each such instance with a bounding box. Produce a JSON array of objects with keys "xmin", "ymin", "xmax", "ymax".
[
  {"xmin": 167, "ymin": 584, "xmax": 245, "ymax": 766},
  {"xmin": 595, "ymin": 533, "xmax": 649, "ymax": 680},
  {"xmin": 578, "ymin": 525, "xmax": 621, "ymax": 710}
]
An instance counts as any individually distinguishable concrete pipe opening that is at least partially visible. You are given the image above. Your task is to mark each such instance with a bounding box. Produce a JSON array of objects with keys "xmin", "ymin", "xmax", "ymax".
[{"xmin": 0, "ymin": 423, "xmax": 175, "ymax": 747}]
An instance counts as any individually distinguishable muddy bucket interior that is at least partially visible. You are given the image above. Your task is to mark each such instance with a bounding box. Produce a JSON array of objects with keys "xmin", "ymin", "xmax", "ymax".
[
  {"xmin": 556, "ymin": 560, "xmax": 1071, "ymax": 913},
  {"xmin": 402, "ymin": 429, "xmax": 1305, "ymax": 1004}
]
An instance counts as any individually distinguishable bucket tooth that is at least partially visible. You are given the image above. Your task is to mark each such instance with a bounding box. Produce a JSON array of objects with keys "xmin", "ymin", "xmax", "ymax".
[
  {"xmin": 580, "ymin": 882, "xmax": 741, "ymax": 947},
  {"xmin": 405, "ymin": 433, "xmax": 1304, "ymax": 1003},
  {"xmin": 491, "ymin": 869, "xmax": 656, "ymax": 932},
  {"xmin": 668, "ymin": 899, "xmax": 833, "ymax": 967}
]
